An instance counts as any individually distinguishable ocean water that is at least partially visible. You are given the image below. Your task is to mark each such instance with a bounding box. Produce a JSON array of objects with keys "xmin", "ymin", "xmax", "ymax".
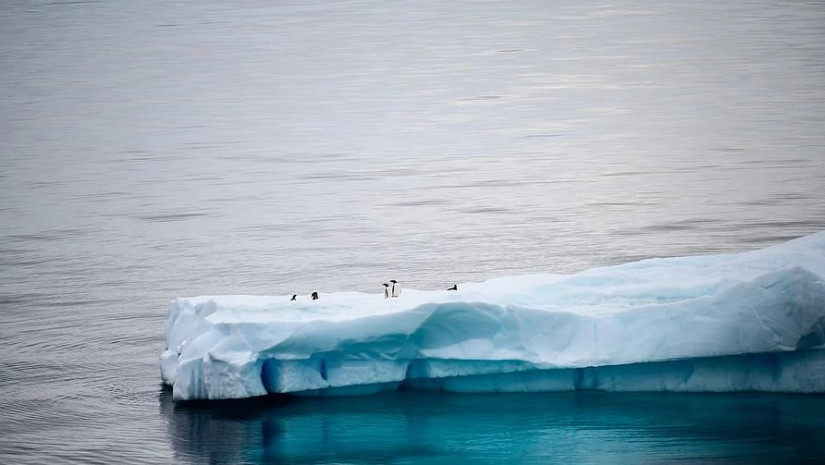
[
  {"xmin": 166, "ymin": 392, "xmax": 825, "ymax": 465},
  {"xmin": 1, "ymin": 0, "xmax": 824, "ymax": 464}
]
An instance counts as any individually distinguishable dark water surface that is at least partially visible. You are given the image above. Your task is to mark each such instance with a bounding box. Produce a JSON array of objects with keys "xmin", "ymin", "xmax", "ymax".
[
  {"xmin": 2, "ymin": 0, "xmax": 825, "ymax": 464},
  {"xmin": 166, "ymin": 392, "xmax": 825, "ymax": 465}
]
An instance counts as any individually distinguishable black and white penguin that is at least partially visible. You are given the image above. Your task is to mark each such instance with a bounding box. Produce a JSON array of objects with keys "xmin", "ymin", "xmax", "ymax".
[
  {"xmin": 311, "ymin": 292, "xmax": 319, "ymax": 300},
  {"xmin": 447, "ymin": 284, "xmax": 457, "ymax": 291},
  {"xmin": 383, "ymin": 283, "xmax": 390, "ymax": 299},
  {"xmin": 390, "ymin": 279, "xmax": 400, "ymax": 298},
  {"xmin": 290, "ymin": 294, "xmax": 297, "ymax": 301}
]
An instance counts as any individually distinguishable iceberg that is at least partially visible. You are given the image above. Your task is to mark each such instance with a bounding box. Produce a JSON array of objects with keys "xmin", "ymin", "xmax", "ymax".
[{"xmin": 160, "ymin": 232, "xmax": 825, "ymax": 401}]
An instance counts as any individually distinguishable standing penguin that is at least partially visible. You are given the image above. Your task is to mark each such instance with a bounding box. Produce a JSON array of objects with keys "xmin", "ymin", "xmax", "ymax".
[
  {"xmin": 311, "ymin": 292, "xmax": 319, "ymax": 300},
  {"xmin": 390, "ymin": 279, "xmax": 400, "ymax": 298},
  {"xmin": 383, "ymin": 283, "xmax": 390, "ymax": 299},
  {"xmin": 290, "ymin": 294, "xmax": 297, "ymax": 301}
]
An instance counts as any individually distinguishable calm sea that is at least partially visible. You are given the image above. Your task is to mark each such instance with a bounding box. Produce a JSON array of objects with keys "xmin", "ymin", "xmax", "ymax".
[{"xmin": 1, "ymin": 1, "xmax": 824, "ymax": 463}]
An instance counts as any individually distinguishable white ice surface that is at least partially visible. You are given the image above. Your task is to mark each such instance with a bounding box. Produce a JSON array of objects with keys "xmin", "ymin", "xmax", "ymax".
[{"xmin": 161, "ymin": 232, "xmax": 825, "ymax": 400}]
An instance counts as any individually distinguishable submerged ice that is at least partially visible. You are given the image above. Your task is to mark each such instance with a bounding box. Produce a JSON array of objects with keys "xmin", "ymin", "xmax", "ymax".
[{"xmin": 160, "ymin": 232, "xmax": 825, "ymax": 401}]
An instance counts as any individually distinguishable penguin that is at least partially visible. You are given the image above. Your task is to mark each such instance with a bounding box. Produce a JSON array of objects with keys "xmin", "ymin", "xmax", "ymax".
[
  {"xmin": 311, "ymin": 291, "xmax": 319, "ymax": 300},
  {"xmin": 390, "ymin": 279, "xmax": 400, "ymax": 298},
  {"xmin": 383, "ymin": 283, "xmax": 390, "ymax": 299},
  {"xmin": 290, "ymin": 294, "xmax": 297, "ymax": 301},
  {"xmin": 447, "ymin": 284, "xmax": 457, "ymax": 291}
]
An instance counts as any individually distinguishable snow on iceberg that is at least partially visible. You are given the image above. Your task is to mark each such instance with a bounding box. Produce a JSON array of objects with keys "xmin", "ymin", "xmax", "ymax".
[{"xmin": 160, "ymin": 232, "xmax": 825, "ymax": 401}]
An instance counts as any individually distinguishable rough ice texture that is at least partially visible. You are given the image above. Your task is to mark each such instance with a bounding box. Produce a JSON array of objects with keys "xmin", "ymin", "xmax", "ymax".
[{"xmin": 160, "ymin": 232, "xmax": 825, "ymax": 401}]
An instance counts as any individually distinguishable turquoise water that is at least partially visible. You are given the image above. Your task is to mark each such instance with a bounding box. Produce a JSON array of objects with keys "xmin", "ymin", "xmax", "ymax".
[{"xmin": 165, "ymin": 391, "xmax": 825, "ymax": 464}]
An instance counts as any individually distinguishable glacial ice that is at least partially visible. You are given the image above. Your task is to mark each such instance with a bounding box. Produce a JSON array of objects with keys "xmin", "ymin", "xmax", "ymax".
[{"xmin": 160, "ymin": 232, "xmax": 825, "ymax": 401}]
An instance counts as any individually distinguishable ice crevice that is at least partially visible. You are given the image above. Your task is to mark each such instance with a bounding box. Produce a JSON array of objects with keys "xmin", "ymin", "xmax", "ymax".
[{"xmin": 161, "ymin": 232, "xmax": 825, "ymax": 400}]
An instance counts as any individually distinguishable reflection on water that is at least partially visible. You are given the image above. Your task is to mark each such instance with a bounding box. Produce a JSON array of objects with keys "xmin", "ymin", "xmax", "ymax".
[{"xmin": 161, "ymin": 390, "xmax": 825, "ymax": 464}]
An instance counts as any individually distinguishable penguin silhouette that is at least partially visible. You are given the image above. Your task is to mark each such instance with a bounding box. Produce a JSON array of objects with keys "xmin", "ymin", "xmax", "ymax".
[
  {"xmin": 390, "ymin": 279, "xmax": 400, "ymax": 298},
  {"xmin": 447, "ymin": 284, "xmax": 457, "ymax": 291},
  {"xmin": 311, "ymin": 292, "xmax": 319, "ymax": 300},
  {"xmin": 290, "ymin": 294, "xmax": 297, "ymax": 301},
  {"xmin": 383, "ymin": 283, "xmax": 390, "ymax": 299}
]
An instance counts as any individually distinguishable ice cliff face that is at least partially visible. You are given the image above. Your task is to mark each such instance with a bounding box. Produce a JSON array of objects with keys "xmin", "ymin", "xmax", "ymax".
[{"xmin": 160, "ymin": 232, "xmax": 825, "ymax": 401}]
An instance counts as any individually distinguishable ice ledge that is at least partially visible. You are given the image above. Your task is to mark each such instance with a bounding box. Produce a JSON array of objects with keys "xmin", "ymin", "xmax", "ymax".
[
  {"xmin": 309, "ymin": 350, "xmax": 825, "ymax": 395},
  {"xmin": 160, "ymin": 232, "xmax": 825, "ymax": 400}
]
